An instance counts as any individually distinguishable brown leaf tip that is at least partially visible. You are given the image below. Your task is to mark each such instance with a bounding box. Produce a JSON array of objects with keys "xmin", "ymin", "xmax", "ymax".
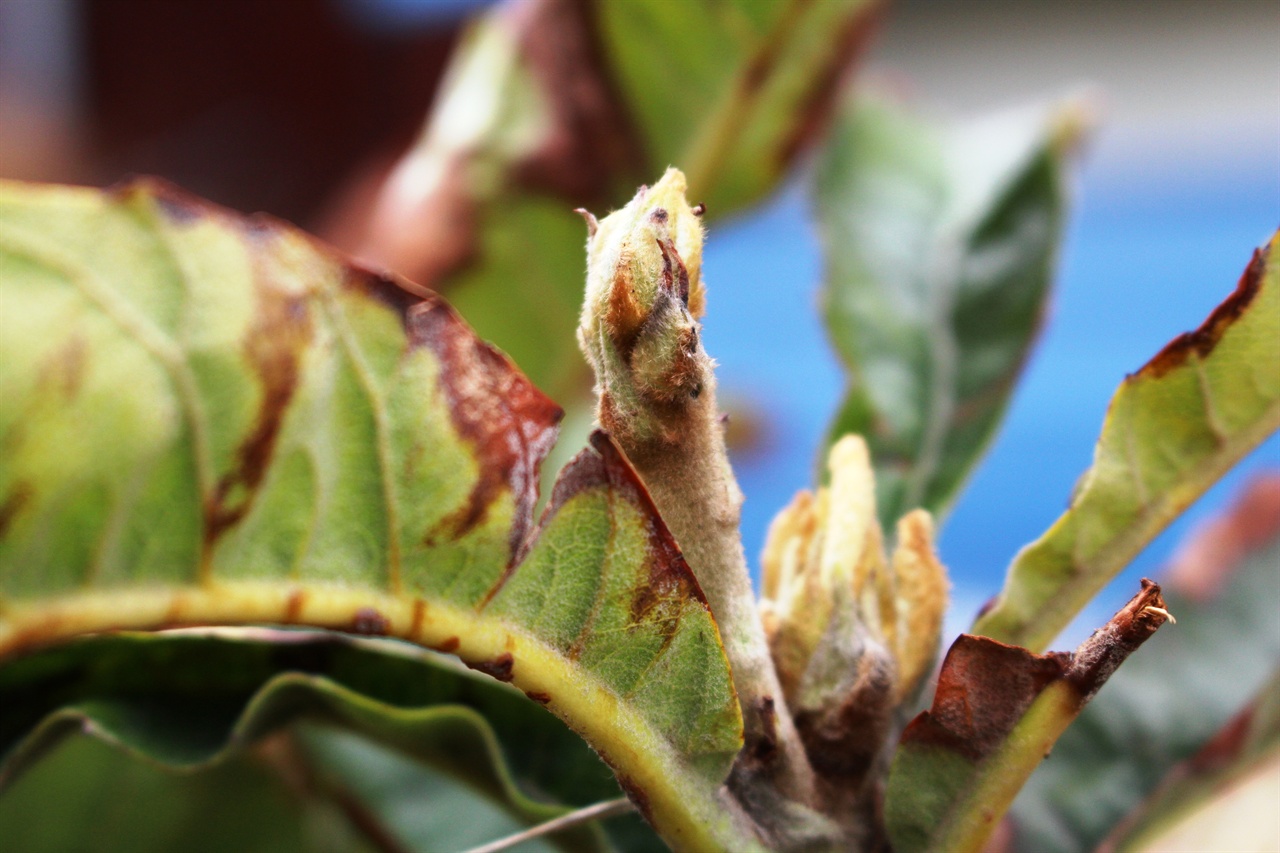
[
  {"xmin": 904, "ymin": 580, "xmax": 1172, "ymax": 759},
  {"xmin": 1140, "ymin": 242, "xmax": 1268, "ymax": 379},
  {"xmin": 1066, "ymin": 579, "xmax": 1170, "ymax": 701}
]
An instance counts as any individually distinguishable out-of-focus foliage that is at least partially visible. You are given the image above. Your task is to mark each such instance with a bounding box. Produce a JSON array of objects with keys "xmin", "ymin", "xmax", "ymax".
[{"xmin": 816, "ymin": 96, "xmax": 1078, "ymax": 531}]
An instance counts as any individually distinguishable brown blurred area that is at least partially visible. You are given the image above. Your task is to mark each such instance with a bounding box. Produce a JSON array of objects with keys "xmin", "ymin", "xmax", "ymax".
[{"xmin": 0, "ymin": 0, "xmax": 467, "ymax": 236}]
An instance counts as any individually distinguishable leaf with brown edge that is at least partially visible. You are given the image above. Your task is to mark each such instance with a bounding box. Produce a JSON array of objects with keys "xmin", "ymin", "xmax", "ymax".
[
  {"xmin": 974, "ymin": 231, "xmax": 1280, "ymax": 652},
  {"xmin": 0, "ymin": 179, "xmax": 753, "ymax": 851},
  {"xmin": 884, "ymin": 580, "xmax": 1172, "ymax": 853},
  {"xmin": 1007, "ymin": 473, "xmax": 1280, "ymax": 853}
]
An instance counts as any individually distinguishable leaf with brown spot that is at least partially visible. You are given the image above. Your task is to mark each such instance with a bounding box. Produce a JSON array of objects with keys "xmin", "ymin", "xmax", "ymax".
[
  {"xmin": 0, "ymin": 179, "xmax": 750, "ymax": 851},
  {"xmin": 975, "ymin": 231, "xmax": 1280, "ymax": 652},
  {"xmin": 885, "ymin": 580, "xmax": 1172, "ymax": 853}
]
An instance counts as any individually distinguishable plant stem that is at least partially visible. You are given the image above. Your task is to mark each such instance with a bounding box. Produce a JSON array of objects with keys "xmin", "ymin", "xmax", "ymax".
[
  {"xmin": 577, "ymin": 169, "xmax": 828, "ymax": 845},
  {"xmin": 461, "ymin": 798, "xmax": 634, "ymax": 853}
]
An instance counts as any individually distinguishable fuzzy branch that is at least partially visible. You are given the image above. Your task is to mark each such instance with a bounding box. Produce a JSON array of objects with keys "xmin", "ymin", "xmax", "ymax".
[{"xmin": 577, "ymin": 169, "xmax": 832, "ymax": 845}]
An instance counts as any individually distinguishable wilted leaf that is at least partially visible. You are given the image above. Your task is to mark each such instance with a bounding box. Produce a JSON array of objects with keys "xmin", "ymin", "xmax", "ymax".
[
  {"xmin": 884, "ymin": 581, "xmax": 1172, "ymax": 853},
  {"xmin": 0, "ymin": 179, "xmax": 749, "ymax": 850},
  {"xmin": 974, "ymin": 231, "xmax": 1280, "ymax": 651},
  {"xmin": 815, "ymin": 95, "xmax": 1080, "ymax": 529},
  {"xmin": 1007, "ymin": 474, "xmax": 1280, "ymax": 853}
]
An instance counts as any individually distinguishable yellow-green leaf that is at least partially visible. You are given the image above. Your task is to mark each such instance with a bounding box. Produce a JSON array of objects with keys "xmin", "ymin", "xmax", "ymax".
[
  {"xmin": 974, "ymin": 232, "xmax": 1280, "ymax": 651},
  {"xmin": 0, "ymin": 179, "xmax": 750, "ymax": 851}
]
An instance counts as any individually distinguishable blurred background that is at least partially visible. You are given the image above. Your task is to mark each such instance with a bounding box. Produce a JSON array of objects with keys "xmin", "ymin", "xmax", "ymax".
[{"xmin": 1, "ymin": 0, "xmax": 1277, "ymax": 645}]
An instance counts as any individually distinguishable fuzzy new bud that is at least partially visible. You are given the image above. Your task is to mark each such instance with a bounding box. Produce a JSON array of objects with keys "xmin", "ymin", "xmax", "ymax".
[
  {"xmin": 761, "ymin": 436, "xmax": 950, "ymax": 714},
  {"xmin": 577, "ymin": 169, "xmax": 710, "ymax": 444}
]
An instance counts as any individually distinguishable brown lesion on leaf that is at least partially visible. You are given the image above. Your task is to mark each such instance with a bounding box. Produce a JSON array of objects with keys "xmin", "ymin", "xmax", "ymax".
[
  {"xmin": 283, "ymin": 590, "xmax": 307, "ymax": 624},
  {"xmin": 355, "ymin": 0, "xmax": 646, "ymax": 290},
  {"xmin": 467, "ymin": 651, "xmax": 515, "ymax": 682},
  {"xmin": 38, "ymin": 335, "xmax": 87, "ymax": 401},
  {"xmin": 350, "ymin": 607, "xmax": 390, "ymax": 636},
  {"xmin": 544, "ymin": 432, "xmax": 710, "ymax": 663},
  {"xmin": 201, "ymin": 248, "xmax": 315, "ymax": 570},
  {"xmin": 434, "ymin": 636, "xmax": 460, "ymax": 653},
  {"xmin": 614, "ymin": 774, "xmax": 655, "ymax": 828},
  {"xmin": 903, "ymin": 580, "xmax": 1171, "ymax": 761},
  {"xmin": 1140, "ymin": 243, "xmax": 1268, "ymax": 379},
  {"xmin": 410, "ymin": 298, "xmax": 562, "ymax": 585},
  {"xmin": 503, "ymin": 0, "xmax": 648, "ymax": 204},
  {"xmin": 408, "ymin": 598, "xmax": 427, "ymax": 637},
  {"xmin": 775, "ymin": 0, "xmax": 885, "ymax": 170},
  {"xmin": 588, "ymin": 431, "xmax": 708, "ymax": 610},
  {"xmin": 524, "ymin": 690, "xmax": 552, "ymax": 705},
  {"xmin": 0, "ymin": 482, "xmax": 33, "ymax": 540},
  {"xmin": 903, "ymin": 637, "xmax": 1069, "ymax": 761}
]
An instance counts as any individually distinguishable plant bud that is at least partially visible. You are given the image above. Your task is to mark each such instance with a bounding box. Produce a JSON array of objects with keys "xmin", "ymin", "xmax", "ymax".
[
  {"xmin": 760, "ymin": 436, "xmax": 950, "ymax": 716},
  {"xmin": 577, "ymin": 169, "xmax": 710, "ymax": 443}
]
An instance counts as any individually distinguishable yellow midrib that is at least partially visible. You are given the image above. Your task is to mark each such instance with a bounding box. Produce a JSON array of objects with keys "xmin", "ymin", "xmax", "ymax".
[{"xmin": 0, "ymin": 581, "xmax": 761, "ymax": 852}]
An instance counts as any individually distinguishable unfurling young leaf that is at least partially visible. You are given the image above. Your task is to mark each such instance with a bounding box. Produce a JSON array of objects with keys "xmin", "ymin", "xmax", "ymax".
[{"xmin": 760, "ymin": 435, "xmax": 949, "ymax": 843}]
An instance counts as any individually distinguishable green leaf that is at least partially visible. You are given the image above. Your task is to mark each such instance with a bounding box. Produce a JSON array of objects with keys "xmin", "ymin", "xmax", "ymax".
[
  {"xmin": 974, "ymin": 231, "xmax": 1280, "ymax": 651},
  {"xmin": 1007, "ymin": 476, "xmax": 1280, "ymax": 853},
  {"xmin": 0, "ymin": 630, "xmax": 643, "ymax": 852},
  {"xmin": 597, "ymin": 0, "xmax": 880, "ymax": 214},
  {"xmin": 0, "ymin": 179, "xmax": 748, "ymax": 850},
  {"xmin": 0, "ymin": 733, "xmax": 374, "ymax": 853},
  {"xmin": 884, "ymin": 581, "xmax": 1172, "ymax": 853},
  {"xmin": 815, "ymin": 95, "xmax": 1079, "ymax": 529}
]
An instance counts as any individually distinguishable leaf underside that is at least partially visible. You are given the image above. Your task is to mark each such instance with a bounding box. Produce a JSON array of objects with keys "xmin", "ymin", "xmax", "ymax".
[
  {"xmin": 0, "ymin": 179, "xmax": 743, "ymax": 850},
  {"xmin": 974, "ymin": 231, "xmax": 1280, "ymax": 651},
  {"xmin": 815, "ymin": 95, "xmax": 1075, "ymax": 530}
]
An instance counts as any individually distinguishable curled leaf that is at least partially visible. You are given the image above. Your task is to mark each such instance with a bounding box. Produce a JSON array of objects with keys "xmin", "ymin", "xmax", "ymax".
[
  {"xmin": 1008, "ymin": 472, "xmax": 1280, "ymax": 853},
  {"xmin": 886, "ymin": 581, "xmax": 1172, "ymax": 853}
]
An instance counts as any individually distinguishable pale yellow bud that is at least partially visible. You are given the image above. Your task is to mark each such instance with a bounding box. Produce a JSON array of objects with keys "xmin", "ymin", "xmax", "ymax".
[
  {"xmin": 759, "ymin": 435, "xmax": 950, "ymax": 713},
  {"xmin": 577, "ymin": 168, "xmax": 710, "ymax": 443}
]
